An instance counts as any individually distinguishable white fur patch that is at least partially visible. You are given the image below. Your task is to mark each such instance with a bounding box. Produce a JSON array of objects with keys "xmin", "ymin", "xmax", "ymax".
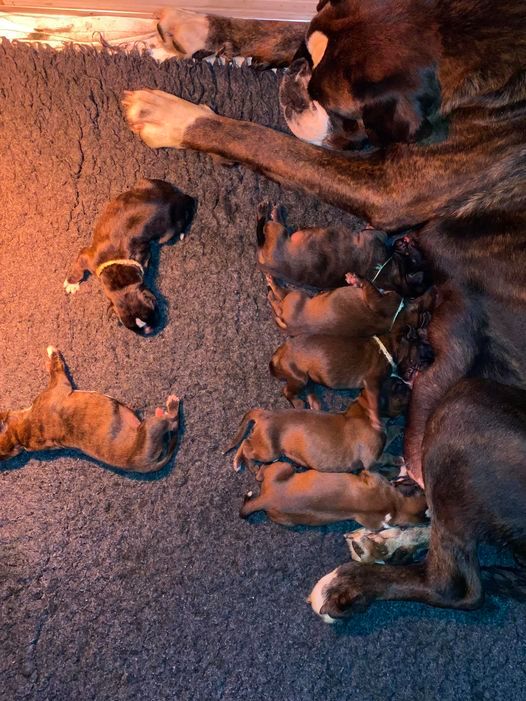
[
  {"xmin": 63, "ymin": 279, "xmax": 80, "ymax": 295},
  {"xmin": 308, "ymin": 568, "xmax": 339, "ymax": 623},
  {"xmin": 46, "ymin": 345, "xmax": 58, "ymax": 358},
  {"xmin": 286, "ymin": 100, "xmax": 331, "ymax": 146},
  {"xmin": 307, "ymin": 31, "xmax": 329, "ymax": 68},
  {"xmin": 135, "ymin": 318, "xmax": 147, "ymax": 328},
  {"xmin": 156, "ymin": 9, "xmax": 210, "ymax": 57},
  {"xmin": 123, "ymin": 89, "xmax": 213, "ymax": 149}
]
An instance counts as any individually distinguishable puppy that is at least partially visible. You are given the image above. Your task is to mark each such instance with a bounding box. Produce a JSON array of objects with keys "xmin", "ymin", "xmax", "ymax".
[
  {"xmin": 0, "ymin": 346, "xmax": 180, "ymax": 472},
  {"xmin": 240, "ymin": 461, "xmax": 428, "ymax": 528},
  {"xmin": 225, "ymin": 386, "xmax": 384, "ymax": 473},
  {"xmin": 64, "ymin": 178, "xmax": 194, "ymax": 334},
  {"xmin": 269, "ymin": 314, "xmax": 432, "ymax": 409},
  {"xmin": 257, "ymin": 202, "xmax": 389, "ymax": 290},
  {"xmin": 267, "ymin": 272, "xmax": 403, "ymax": 338}
]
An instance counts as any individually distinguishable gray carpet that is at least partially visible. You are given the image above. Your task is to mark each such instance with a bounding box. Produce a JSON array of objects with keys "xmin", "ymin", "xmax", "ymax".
[{"xmin": 0, "ymin": 40, "xmax": 525, "ymax": 701}]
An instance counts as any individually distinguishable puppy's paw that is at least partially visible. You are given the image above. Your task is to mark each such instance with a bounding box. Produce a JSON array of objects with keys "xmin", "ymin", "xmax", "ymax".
[
  {"xmin": 46, "ymin": 345, "xmax": 59, "ymax": 358},
  {"xmin": 165, "ymin": 394, "xmax": 180, "ymax": 418},
  {"xmin": 156, "ymin": 8, "xmax": 210, "ymax": 58},
  {"xmin": 345, "ymin": 272, "xmax": 363, "ymax": 288},
  {"xmin": 63, "ymin": 279, "xmax": 80, "ymax": 295},
  {"xmin": 123, "ymin": 89, "xmax": 214, "ymax": 149}
]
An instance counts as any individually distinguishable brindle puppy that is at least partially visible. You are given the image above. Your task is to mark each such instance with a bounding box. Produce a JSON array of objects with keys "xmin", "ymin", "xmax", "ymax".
[
  {"xmin": 225, "ymin": 386, "xmax": 384, "ymax": 473},
  {"xmin": 239, "ymin": 461, "xmax": 427, "ymax": 528},
  {"xmin": 64, "ymin": 178, "xmax": 194, "ymax": 334},
  {"xmin": 0, "ymin": 347, "xmax": 180, "ymax": 472}
]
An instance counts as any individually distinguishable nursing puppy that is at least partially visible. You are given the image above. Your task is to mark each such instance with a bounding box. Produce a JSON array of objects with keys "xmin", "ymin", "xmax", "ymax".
[
  {"xmin": 64, "ymin": 178, "xmax": 194, "ymax": 334},
  {"xmin": 269, "ymin": 320, "xmax": 432, "ymax": 409},
  {"xmin": 0, "ymin": 346, "xmax": 180, "ymax": 473},
  {"xmin": 226, "ymin": 386, "xmax": 384, "ymax": 473},
  {"xmin": 240, "ymin": 461, "xmax": 427, "ymax": 528},
  {"xmin": 267, "ymin": 272, "xmax": 403, "ymax": 337},
  {"xmin": 257, "ymin": 202, "xmax": 389, "ymax": 290}
]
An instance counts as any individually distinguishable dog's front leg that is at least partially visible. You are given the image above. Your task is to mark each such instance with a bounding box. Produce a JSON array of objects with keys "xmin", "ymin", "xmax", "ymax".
[
  {"xmin": 123, "ymin": 90, "xmax": 496, "ymax": 230},
  {"xmin": 156, "ymin": 10, "xmax": 307, "ymax": 66},
  {"xmin": 64, "ymin": 247, "xmax": 93, "ymax": 294}
]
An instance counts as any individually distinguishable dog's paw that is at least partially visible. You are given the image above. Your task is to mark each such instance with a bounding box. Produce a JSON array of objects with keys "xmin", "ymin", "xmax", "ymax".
[
  {"xmin": 165, "ymin": 394, "xmax": 180, "ymax": 417},
  {"xmin": 123, "ymin": 89, "xmax": 214, "ymax": 149},
  {"xmin": 155, "ymin": 8, "xmax": 210, "ymax": 58},
  {"xmin": 307, "ymin": 568, "xmax": 340, "ymax": 623},
  {"xmin": 63, "ymin": 279, "xmax": 80, "ymax": 295},
  {"xmin": 46, "ymin": 345, "xmax": 59, "ymax": 358}
]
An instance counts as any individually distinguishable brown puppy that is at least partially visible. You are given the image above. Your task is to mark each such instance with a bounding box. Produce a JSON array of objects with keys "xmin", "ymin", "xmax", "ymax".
[
  {"xmin": 239, "ymin": 461, "xmax": 428, "ymax": 528},
  {"xmin": 267, "ymin": 272, "xmax": 403, "ymax": 337},
  {"xmin": 257, "ymin": 202, "xmax": 389, "ymax": 290},
  {"xmin": 64, "ymin": 178, "xmax": 194, "ymax": 334},
  {"xmin": 0, "ymin": 346, "xmax": 180, "ymax": 473},
  {"xmin": 225, "ymin": 386, "xmax": 384, "ymax": 473},
  {"xmin": 269, "ymin": 325, "xmax": 431, "ymax": 409}
]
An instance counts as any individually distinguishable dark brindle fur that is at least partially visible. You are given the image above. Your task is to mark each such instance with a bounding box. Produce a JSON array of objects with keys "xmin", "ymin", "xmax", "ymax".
[{"xmin": 125, "ymin": 0, "xmax": 526, "ymax": 614}]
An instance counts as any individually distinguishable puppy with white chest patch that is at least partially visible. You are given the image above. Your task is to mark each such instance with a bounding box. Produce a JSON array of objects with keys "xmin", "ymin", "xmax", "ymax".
[{"xmin": 64, "ymin": 178, "xmax": 194, "ymax": 334}]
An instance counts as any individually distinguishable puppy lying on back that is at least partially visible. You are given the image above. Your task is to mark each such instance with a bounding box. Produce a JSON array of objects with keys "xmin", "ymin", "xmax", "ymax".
[
  {"xmin": 267, "ymin": 272, "xmax": 403, "ymax": 337},
  {"xmin": 226, "ymin": 386, "xmax": 384, "ymax": 473},
  {"xmin": 0, "ymin": 346, "xmax": 180, "ymax": 473},
  {"xmin": 64, "ymin": 178, "xmax": 194, "ymax": 334},
  {"xmin": 240, "ymin": 461, "xmax": 427, "ymax": 529},
  {"xmin": 270, "ymin": 296, "xmax": 435, "ymax": 408},
  {"xmin": 257, "ymin": 202, "xmax": 389, "ymax": 289}
]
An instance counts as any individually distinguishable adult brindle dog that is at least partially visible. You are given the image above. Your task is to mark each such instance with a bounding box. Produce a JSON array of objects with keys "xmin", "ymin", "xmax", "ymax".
[{"xmin": 123, "ymin": 0, "xmax": 526, "ymax": 617}]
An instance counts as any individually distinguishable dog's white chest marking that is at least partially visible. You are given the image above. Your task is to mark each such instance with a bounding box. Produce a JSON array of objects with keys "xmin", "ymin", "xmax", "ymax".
[{"xmin": 307, "ymin": 31, "xmax": 329, "ymax": 69}]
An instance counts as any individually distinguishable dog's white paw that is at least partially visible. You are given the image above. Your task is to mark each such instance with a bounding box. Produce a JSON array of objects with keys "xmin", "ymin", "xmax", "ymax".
[
  {"xmin": 63, "ymin": 279, "xmax": 80, "ymax": 295},
  {"xmin": 123, "ymin": 89, "xmax": 214, "ymax": 149},
  {"xmin": 156, "ymin": 8, "xmax": 210, "ymax": 58},
  {"xmin": 307, "ymin": 568, "xmax": 339, "ymax": 623},
  {"xmin": 46, "ymin": 345, "xmax": 58, "ymax": 358}
]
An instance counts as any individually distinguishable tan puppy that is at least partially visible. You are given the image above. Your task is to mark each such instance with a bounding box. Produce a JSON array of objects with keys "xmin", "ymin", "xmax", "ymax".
[
  {"xmin": 0, "ymin": 347, "xmax": 180, "ymax": 473},
  {"xmin": 269, "ymin": 304, "xmax": 434, "ymax": 409},
  {"xmin": 267, "ymin": 273, "xmax": 403, "ymax": 338},
  {"xmin": 226, "ymin": 387, "xmax": 384, "ymax": 473},
  {"xmin": 239, "ymin": 461, "xmax": 428, "ymax": 529}
]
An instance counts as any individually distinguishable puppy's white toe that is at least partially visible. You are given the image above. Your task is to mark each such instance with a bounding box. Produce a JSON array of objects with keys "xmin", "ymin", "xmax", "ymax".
[
  {"xmin": 64, "ymin": 280, "xmax": 80, "ymax": 295},
  {"xmin": 46, "ymin": 345, "xmax": 58, "ymax": 357},
  {"xmin": 308, "ymin": 568, "xmax": 339, "ymax": 623}
]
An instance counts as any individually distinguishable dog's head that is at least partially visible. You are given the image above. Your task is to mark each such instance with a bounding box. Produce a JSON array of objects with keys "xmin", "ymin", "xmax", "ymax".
[
  {"xmin": 300, "ymin": 0, "xmax": 441, "ymax": 146},
  {"xmin": 110, "ymin": 285, "xmax": 159, "ymax": 335},
  {"xmin": 395, "ymin": 324, "xmax": 435, "ymax": 383}
]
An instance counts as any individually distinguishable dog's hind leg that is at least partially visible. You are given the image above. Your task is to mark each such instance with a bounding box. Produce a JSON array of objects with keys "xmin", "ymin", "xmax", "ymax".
[{"xmin": 45, "ymin": 346, "xmax": 73, "ymax": 392}]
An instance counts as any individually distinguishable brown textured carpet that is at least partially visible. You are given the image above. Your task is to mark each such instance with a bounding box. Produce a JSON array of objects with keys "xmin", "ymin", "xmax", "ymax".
[{"xmin": 0, "ymin": 39, "xmax": 525, "ymax": 701}]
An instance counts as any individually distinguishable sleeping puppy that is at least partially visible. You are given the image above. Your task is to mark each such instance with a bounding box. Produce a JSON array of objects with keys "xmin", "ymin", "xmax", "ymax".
[
  {"xmin": 269, "ymin": 316, "xmax": 433, "ymax": 409},
  {"xmin": 64, "ymin": 178, "xmax": 194, "ymax": 334},
  {"xmin": 225, "ymin": 386, "xmax": 384, "ymax": 473},
  {"xmin": 239, "ymin": 461, "xmax": 428, "ymax": 528},
  {"xmin": 267, "ymin": 272, "xmax": 403, "ymax": 337},
  {"xmin": 257, "ymin": 201, "xmax": 389, "ymax": 289},
  {"xmin": 0, "ymin": 346, "xmax": 180, "ymax": 472}
]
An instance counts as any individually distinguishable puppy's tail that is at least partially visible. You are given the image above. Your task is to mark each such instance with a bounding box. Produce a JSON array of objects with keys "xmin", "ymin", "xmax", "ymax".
[
  {"xmin": 239, "ymin": 491, "xmax": 264, "ymax": 519},
  {"xmin": 224, "ymin": 410, "xmax": 258, "ymax": 455},
  {"xmin": 481, "ymin": 566, "xmax": 526, "ymax": 602}
]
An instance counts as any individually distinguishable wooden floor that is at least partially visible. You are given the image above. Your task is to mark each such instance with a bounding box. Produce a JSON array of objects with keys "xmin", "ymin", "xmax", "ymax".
[{"xmin": 1, "ymin": 1, "xmax": 316, "ymax": 21}]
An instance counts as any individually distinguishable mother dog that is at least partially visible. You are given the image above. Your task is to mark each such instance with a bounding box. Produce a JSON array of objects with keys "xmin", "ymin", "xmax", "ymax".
[{"xmin": 123, "ymin": 0, "xmax": 526, "ymax": 617}]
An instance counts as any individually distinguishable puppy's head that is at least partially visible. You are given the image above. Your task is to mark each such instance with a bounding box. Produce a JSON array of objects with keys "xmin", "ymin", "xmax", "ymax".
[
  {"xmin": 302, "ymin": 0, "xmax": 441, "ymax": 146},
  {"xmin": 111, "ymin": 285, "xmax": 158, "ymax": 335},
  {"xmin": 396, "ymin": 325, "xmax": 435, "ymax": 384},
  {"xmin": 379, "ymin": 376, "xmax": 411, "ymax": 417},
  {"xmin": 0, "ymin": 413, "xmax": 20, "ymax": 460}
]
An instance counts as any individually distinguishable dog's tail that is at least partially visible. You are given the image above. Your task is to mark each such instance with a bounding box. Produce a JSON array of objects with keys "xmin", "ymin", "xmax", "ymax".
[
  {"xmin": 481, "ymin": 566, "xmax": 526, "ymax": 601},
  {"xmin": 148, "ymin": 430, "xmax": 180, "ymax": 471},
  {"xmin": 224, "ymin": 410, "xmax": 258, "ymax": 455}
]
